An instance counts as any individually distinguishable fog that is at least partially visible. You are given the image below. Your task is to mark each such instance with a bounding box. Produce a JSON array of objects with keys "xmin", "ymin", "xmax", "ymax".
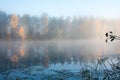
[
  {"xmin": 0, "ymin": 7, "xmax": 120, "ymax": 80},
  {"xmin": 0, "ymin": 10, "xmax": 120, "ymax": 40}
]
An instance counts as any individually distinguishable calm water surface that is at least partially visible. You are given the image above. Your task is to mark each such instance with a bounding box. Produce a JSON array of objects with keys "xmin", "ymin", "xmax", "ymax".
[{"xmin": 0, "ymin": 40, "xmax": 119, "ymax": 72}]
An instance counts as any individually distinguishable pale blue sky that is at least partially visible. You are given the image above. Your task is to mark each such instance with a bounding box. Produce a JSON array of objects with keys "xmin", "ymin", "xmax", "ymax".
[{"xmin": 0, "ymin": 0, "xmax": 120, "ymax": 18}]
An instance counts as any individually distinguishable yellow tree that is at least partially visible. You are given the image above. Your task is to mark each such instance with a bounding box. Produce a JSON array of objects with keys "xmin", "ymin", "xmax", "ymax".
[
  {"xmin": 19, "ymin": 26, "xmax": 25, "ymax": 40},
  {"xmin": 10, "ymin": 14, "xmax": 19, "ymax": 29}
]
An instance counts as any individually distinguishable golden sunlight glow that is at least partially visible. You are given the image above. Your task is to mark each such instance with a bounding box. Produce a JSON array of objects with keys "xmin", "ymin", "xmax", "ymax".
[
  {"xmin": 19, "ymin": 26, "xmax": 25, "ymax": 40},
  {"xmin": 94, "ymin": 19, "xmax": 102, "ymax": 38},
  {"xmin": 19, "ymin": 43, "xmax": 25, "ymax": 57},
  {"xmin": 10, "ymin": 14, "xmax": 19, "ymax": 28}
]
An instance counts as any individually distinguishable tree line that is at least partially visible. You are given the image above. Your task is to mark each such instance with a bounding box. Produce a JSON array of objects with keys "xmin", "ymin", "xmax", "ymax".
[{"xmin": 0, "ymin": 10, "xmax": 120, "ymax": 40}]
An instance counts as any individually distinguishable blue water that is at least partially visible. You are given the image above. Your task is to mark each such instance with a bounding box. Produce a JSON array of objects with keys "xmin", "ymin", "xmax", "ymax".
[{"xmin": 0, "ymin": 40, "xmax": 119, "ymax": 80}]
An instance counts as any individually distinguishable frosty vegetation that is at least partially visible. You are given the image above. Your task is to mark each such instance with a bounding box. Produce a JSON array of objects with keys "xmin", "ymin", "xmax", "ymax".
[{"xmin": 0, "ymin": 56, "xmax": 119, "ymax": 80}]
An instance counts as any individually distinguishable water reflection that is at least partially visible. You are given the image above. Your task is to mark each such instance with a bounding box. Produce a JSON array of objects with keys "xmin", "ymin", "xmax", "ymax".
[{"xmin": 0, "ymin": 41, "xmax": 117, "ymax": 72}]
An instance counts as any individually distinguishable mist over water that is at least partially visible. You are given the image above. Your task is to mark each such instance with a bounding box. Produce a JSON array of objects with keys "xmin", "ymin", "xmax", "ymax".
[
  {"xmin": 0, "ymin": 10, "xmax": 120, "ymax": 79},
  {"xmin": 0, "ymin": 1, "xmax": 120, "ymax": 79},
  {"xmin": 0, "ymin": 39, "xmax": 119, "ymax": 72}
]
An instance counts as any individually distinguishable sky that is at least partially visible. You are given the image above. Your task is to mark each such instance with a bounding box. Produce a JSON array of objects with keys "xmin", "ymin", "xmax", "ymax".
[{"xmin": 0, "ymin": 0, "xmax": 120, "ymax": 18}]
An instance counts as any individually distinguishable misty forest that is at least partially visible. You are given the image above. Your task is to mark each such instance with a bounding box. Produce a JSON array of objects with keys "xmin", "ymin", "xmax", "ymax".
[
  {"xmin": 1, "ymin": 10, "xmax": 120, "ymax": 40},
  {"xmin": 0, "ymin": 1, "xmax": 120, "ymax": 80}
]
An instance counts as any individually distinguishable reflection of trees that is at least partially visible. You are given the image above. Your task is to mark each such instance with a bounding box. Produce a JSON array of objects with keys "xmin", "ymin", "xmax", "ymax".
[{"xmin": 0, "ymin": 42, "xmax": 98, "ymax": 71}]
